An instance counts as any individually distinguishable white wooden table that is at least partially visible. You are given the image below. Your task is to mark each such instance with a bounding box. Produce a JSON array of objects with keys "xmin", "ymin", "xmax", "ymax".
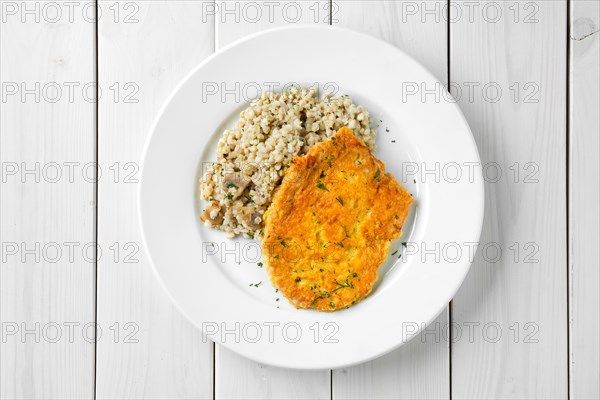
[{"xmin": 1, "ymin": 1, "xmax": 599, "ymax": 399}]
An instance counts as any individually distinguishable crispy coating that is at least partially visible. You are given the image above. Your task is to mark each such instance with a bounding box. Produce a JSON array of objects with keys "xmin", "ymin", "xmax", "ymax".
[{"xmin": 262, "ymin": 127, "xmax": 414, "ymax": 311}]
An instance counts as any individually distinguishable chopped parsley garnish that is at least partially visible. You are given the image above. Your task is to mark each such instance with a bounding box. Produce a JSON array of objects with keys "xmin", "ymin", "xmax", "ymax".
[
  {"xmin": 402, "ymin": 242, "xmax": 407, "ymax": 248},
  {"xmin": 336, "ymin": 242, "xmax": 344, "ymax": 248},
  {"xmin": 336, "ymin": 196, "xmax": 344, "ymax": 206},
  {"xmin": 226, "ymin": 182, "xmax": 238, "ymax": 189},
  {"xmin": 332, "ymin": 278, "xmax": 353, "ymax": 292},
  {"xmin": 295, "ymin": 277, "xmax": 301, "ymax": 283},
  {"xmin": 280, "ymin": 240, "xmax": 287, "ymax": 247},
  {"xmin": 249, "ymin": 281, "xmax": 262, "ymax": 288},
  {"xmin": 257, "ymin": 262, "xmax": 263, "ymax": 268},
  {"xmin": 225, "ymin": 193, "xmax": 233, "ymax": 201},
  {"xmin": 311, "ymin": 291, "xmax": 331, "ymax": 306},
  {"xmin": 317, "ymin": 181, "xmax": 329, "ymax": 191},
  {"xmin": 319, "ymin": 171, "xmax": 326, "ymax": 178},
  {"xmin": 373, "ymin": 169, "xmax": 381, "ymax": 182},
  {"xmin": 391, "ymin": 250, "xmax": 398, "ymax": 256}
]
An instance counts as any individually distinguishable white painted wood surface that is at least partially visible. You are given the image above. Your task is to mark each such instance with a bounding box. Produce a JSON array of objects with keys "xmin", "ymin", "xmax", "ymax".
[
  {"xmin": 332, "ymin": 2, "xmax": 449, "ymax": 399},
  {"xmin": 569, "ymin": 1, "xmax": 600, "ymax": 399},
  {"xmin": 0, "ymin": 1, "xmax": 96, "ymax": 398},
  {"xmin": 1, "ymin": 0, "xmax": 598, "ymax": 399},
  {"xmin": 96, "ymin": 2, "xmax": 214, "ymax": 398},
  {"xmin": 450, "ymin": 1, "xmax": 568, "ymax": 398},
  {"xmin": 0, "ymin": 2, "xmax": 96, "ymax": 399}
]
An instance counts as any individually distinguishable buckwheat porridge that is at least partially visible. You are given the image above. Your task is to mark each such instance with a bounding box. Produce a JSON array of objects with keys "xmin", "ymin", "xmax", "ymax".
[{"xmin": 199, "ymin": 86, "xmax": 376, "ymax": 238}]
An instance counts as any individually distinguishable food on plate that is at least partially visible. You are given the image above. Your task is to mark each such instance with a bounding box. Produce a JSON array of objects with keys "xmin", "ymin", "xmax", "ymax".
[
  {"xmin": 262, "ymin": 127, "xmax": 413, "ymax": 311},
  {"xmin": 199, "ymin": 87, "xmax": 375, "ymax": 238}
]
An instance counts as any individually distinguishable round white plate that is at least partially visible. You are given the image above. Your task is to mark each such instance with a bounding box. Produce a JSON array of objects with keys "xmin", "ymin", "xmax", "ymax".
[{"xmin": 139, "ymin": 26, "xmax": 484, "ymax": 369}]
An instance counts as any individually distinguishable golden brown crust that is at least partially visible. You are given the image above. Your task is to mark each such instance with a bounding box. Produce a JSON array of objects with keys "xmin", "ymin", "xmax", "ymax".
[{"xmin": 262, "ymin": 127, "xmax": 413, "ymax": 311}]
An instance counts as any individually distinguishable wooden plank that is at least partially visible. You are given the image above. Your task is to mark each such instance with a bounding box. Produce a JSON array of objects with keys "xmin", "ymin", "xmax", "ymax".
[
  {"xmin": 95, "ymin": 2, "xmax": 214, "ymax": 398},
  {"xmin": 332, "ymin": 2, "xmax": 449, "ymax": 399},
  {"xmin": 569, "ymin": 1, "xmax": 600, "ymax": 398},
  {"xmin": 450, "ymin": 1, "xmax": 568, "ymax": 398},
  {"xmin": 214, "ymin": 1, "xmax": 331, "ymax": 399},
  {"xmin": 0, "ymin": 1, "xmax": 96, "ymax": 398},
  {"xmin": 216, "ymin": 346, "xmax": 331, "ymax": 400}
]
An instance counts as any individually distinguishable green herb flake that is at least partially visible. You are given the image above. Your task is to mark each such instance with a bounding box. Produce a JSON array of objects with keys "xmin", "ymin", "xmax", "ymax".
[
  {"xmin": 336, "ymin": 242, "xmax": 344, "ymax": 248},
  {"xmin": 391, "ymin": 250, "xmax": 398, "ymax": 256},
  {"xmin": 336, "ymin": 196, "xmax": 344, "ymax": 206},
  {"xmin": 295, "ymin": 277, "xmax": 301, "ymax": 283},
  {"xmin": 402, "ymin": 242, "xmax": 407, "ymax": 248},
  {"xmin": 249, "ymin": 281, "xmax": 262, "ymax": 288},
  {"xmin": 257, "ymin": 262, "xmax": 263, "ymax": 268},
  {"xmin": 317, "ymin": 181, "xmax": 329, "ymax": 191},
  {"xmin": 373, "ymin": 169, "xmax": 381, "ymax": 182},
  {"xmin": 319, "ymin": 171, "xmax": 326, "ymax": 179},
  {"xmin": 226, "ymin": 182, "xmax": 238, "ymax": 189},
  {"xmin": 332, "ymin": 278, "xmax": 353, "ymax": 293},
  {"xmin": 280, "ymin": 240, "xmax": 287, "ymax": 247}
]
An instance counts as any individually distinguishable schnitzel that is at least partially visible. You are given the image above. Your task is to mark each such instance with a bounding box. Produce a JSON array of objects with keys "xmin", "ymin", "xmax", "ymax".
[{"xmin": 262, "ymin": 127, "xmax": 413, "ymax": 311}]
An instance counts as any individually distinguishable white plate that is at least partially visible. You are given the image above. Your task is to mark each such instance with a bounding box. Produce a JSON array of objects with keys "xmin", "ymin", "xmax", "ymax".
[{"xmin": 139, "ymin": 26, "xmax": 484, "ymax": 369}]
